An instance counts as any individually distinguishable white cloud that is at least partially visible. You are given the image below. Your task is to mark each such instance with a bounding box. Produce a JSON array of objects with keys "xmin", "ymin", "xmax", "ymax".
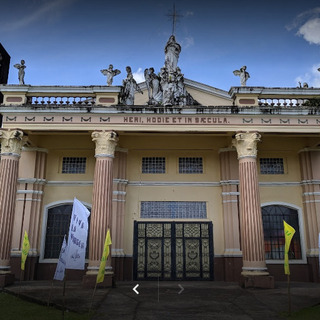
[
  {"xmin": 133, "ymin": 68, "xmax": 145, "ymax": 83},
  {"xmin": 295, "ymin": 64, "xmax": 320, "ymax": 88},
  {"xmin": 286, "ymin": 7, "xmax": 320, "ymax": 30},
  {"xmin": 182, "ymin": 36, "xmax": 194, "ymax": 49},
  {"xmin": 2, "ymin": 0, "xmax": 77, "ymax": 32},
  {"xmin": 185, "ymin": 11, "xmax": 194, "ymax": 17},
  {"xmin": 297, "ymin": 18, "xmax": 320, "ymax": 45},
  {"xmin": 287, "ymin": 7, "xmax": 320, "ymax": 45}
]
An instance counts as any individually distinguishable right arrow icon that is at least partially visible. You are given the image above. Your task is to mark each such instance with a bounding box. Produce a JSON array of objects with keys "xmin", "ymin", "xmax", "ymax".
[{"xmin": 178, "ymin": 284, "xmax": 184, "ymax": 294}]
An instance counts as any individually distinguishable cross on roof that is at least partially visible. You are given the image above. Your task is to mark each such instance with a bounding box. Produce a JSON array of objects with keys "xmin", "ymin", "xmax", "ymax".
[{"xmin": 167, "ymin": 5, "xmax": 183, "ymax": 35}]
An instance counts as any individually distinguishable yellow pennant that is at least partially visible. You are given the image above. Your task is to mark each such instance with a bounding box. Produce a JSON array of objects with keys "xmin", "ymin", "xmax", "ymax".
[
  {"xmin": 283, "ymin": 221, "xmax": 295, "ymax": 275},
  {"xmin": 96, "ymin": 229, "xmax": 112, "ymax": 284},
  {"xmin": 21, "ymin": 231, "xmax": 30, "ymax": 271}
]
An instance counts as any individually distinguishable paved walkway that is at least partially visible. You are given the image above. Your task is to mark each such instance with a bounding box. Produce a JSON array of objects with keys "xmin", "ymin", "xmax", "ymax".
[{"xmin": 4, "ymin": 280, "xmax": 320, "ymax": 319}]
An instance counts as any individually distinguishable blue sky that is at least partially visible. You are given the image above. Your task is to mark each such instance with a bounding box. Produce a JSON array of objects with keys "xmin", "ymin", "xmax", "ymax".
[{"xmin": 1, "ymin": 0, "xmax": 320, "ymax": 91}]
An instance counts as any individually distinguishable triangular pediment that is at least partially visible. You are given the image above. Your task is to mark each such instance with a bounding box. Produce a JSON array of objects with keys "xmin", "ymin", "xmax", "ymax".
[{"xmin": 135, "ymin": 78, "xmax": 232, "ymax": 106}]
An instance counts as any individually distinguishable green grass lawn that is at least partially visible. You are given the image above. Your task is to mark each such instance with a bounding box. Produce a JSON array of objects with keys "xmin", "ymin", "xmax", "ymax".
[
  {"xmin": 0, "ymin": 292, "xmax": 91, "ymax": 320},
  {"xmin": 287, "ymin": 304, "xmax": 320, "ymax": 319},
  {"xmin": 1, "ymin": 290, "xmax": 320, "ymax": 320}
]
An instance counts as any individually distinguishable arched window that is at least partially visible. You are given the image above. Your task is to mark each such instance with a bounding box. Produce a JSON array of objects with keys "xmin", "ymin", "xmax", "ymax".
[
  {"xmin": 262, "ymin": 205, "xmax": 302, "ymax": 260},
  {"xmin": 44, "ymin": 204, "xmax": 90, "ymax": 259}
]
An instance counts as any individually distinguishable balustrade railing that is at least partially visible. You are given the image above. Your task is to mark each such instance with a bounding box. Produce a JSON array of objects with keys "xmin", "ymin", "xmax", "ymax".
[
  {"xmin": 29, "ymin": 96, "xmax": 96, "ymax": 105},
  {"xmin": 258, "ymin": 98, "xmax": 310, "ymax": 107}
]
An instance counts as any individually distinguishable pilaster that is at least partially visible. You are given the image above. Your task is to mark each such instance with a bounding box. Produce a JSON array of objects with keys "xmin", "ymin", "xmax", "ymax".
[
  {"xmin": 219, "ymin": 148, "xmax": 242, "ymax": 281},
  {"xmin": 299, "ymin": 148, "xmax": 320, "ymax": 281},
  {"xmin": 11, "ymin": 147, "xmax": 47, "ymax": 280},
  {"xmin": 111, "ymin": 149, "xmax": 128, "ymax": 280}
]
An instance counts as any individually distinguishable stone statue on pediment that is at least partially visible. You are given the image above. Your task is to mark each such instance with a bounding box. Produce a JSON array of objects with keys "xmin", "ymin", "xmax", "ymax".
[
  {"xmin": 14, "ymin": 59, "xmax": 26, "ymax": 85},
  {"xmin": 144, "ymin": 67, "xmax": 162, "ymax": 105},
  {"xmin": 100, "ymin": 64, "xmax": 121, "ymax": 86},
  {"xmin": 120, "ymin": 66, "xmax": 143, "ymax": 105},
  {"xmin": 233, "ymin": 66, "xmax": 250, "ymax": 86},
  {"xmin": 120, "ymin": 35, "xmax": 198, "ymax": 106},
  {"xmin": 164, "ymin": 35, "xmax": 181, "ymax": 72},
  {"xmin": 141, "ymin": 35, "xmax": 198, "ymax": 106}
]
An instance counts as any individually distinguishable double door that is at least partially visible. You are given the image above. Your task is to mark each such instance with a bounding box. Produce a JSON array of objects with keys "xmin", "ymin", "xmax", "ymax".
[{"xmin": 133, "ymin": 221, "xmax": 214, "ymax": 280}]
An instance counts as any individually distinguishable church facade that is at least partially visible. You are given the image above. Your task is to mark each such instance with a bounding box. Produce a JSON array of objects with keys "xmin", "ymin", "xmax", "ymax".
[{"xmin": 0, "ymin": 37, "xmax": 320, "ymax": 287}]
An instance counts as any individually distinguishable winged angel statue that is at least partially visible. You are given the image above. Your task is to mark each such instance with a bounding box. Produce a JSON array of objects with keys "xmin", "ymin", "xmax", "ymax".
[
  {"xmin": 233, "ymin": 65, "xmax": 250, "ymax": 86},
  {"xmin": 101, "ymin": 64, "xmax": 121, "ymax": 86}
]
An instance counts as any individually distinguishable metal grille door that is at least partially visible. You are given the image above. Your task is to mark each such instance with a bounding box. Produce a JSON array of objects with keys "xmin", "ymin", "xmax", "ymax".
[{"xmin": 133, "ymin": 221, "xmax": 213, "ymax": 280}]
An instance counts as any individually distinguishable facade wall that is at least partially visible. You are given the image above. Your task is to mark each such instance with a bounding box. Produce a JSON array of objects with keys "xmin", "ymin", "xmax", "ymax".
[{"xmin": 5, "ymin": 130, "xmax": 320, "ymax": 282}]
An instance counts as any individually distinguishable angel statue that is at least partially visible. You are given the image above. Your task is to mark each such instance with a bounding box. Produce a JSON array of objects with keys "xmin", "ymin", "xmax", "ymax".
[
  {"xmin": 100, "ymin": 64, "xmax": 121, "ymax": 86},
  {"xmin": 14, "ymin": 59, "xmax": 26, "ymax": 85},
  {"xmin": 120, "ymin": 66, "xmax": 143, "ymax": 105},
  {"xmin": 233, "ymin": 65, "xmax": 250, "ymax": 86}
]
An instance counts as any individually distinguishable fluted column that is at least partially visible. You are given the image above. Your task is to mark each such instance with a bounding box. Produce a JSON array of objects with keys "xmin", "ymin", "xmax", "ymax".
[
  {"xmin": 232, "ymin": 132, "xmax": 268, "ymax": 276},
  {"xmin": 86, "ymin": 131, "xmax": 118, "ymax": 281},
  {"xmin": 0, "ymin": 129, "xmax": 26, "ymax": 286}
]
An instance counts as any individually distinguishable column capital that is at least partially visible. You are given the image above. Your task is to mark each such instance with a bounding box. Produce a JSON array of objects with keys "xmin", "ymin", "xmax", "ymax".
[
  {"xmin": 91, "ymin": 130, "xmax": 119, "ymax": 157},
  {"xmin": 232, "ymin": 131, "xmax": 261, "ymax": 159},
  {"xmin": 0, "ymin": 129, "xmax": 27, "ymax": 157}
]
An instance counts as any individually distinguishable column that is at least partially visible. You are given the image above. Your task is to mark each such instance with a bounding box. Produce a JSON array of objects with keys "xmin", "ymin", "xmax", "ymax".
[
  {"xmin": 232, "ymin": 132, "xmax": 274, "ymax": 288},
  {"xmin": 0, "ymin": 129, "xmax": 26, "ymax": 287},
  {"xmin": 83, "ymin": 130, "xmax": 118, "ymax": 287},
  {"xmin": 219, "ymin": 148, "xmax": 241, "ymax": 281},
  {"xmin": 299, "ymin": 148, "xmax": 320, "ymax": 281}
]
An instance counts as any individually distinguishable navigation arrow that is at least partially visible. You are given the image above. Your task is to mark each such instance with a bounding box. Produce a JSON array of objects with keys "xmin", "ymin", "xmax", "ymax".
[
  {"xmin": 133, "ymin": 284, "xmax": 139, "ymax": 295},
  {"xmin": 178, "ymin": 284, "xmax": 184, "ymax": 294}
]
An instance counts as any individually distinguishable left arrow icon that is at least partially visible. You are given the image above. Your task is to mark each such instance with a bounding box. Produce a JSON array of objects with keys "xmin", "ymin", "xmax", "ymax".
[{"xmin": 133, "ymin": 284, "xmax": 139, "ymax": 294}]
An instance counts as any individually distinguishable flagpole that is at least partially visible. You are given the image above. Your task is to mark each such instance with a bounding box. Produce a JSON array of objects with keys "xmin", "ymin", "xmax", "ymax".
[
  {"xmin": 47, "ymin": 279, "xmax": 54, "ymax": 307},
  {"xmin": 283, "ymin": 221, "xmax": 295, "ymax": 317},
  {"xmin": 18, "ymin": 269, "xmax": 23, "ymax": 297},
  {"xmin": 62, "ymin": 274, "xmax": 66, "ymax": 320},
  {"xmin": 287, "ymin": 274, "xmax": 291, "ymax": 315},
  {"xmin": 89, "ymin": 281, "xmax": 98, "ymax": 317}
]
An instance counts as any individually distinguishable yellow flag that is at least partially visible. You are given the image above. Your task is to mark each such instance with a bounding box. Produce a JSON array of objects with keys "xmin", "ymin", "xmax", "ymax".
[
  {"xmin": 21, "ymin": 231, "xmax": 30, "ymax": 271},
  {"xmin": 96, "ymin": 229, "xmax": 112, "ymax": 284},
  {"xmin": 284, "ymin": 221, "xmax": 295, "ymax": 275}
]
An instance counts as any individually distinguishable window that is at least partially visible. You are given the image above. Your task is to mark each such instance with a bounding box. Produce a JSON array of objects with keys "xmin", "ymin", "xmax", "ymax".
[
  {"xmin": 62, "ymin": 157, "xmax": 86, "ymax": 174},
  {"xmin": 44, "ymin": 204, "xmax": 90, "ymax": 259},
  {"xmin": 179, "ymin": 157, "xmax": 203, "ymax": 174},
  {"xmin": 262, "ymin": 205, "xmax": 302, "ymax": 260},
  {"xmin": 260, "ymin": 158, "xmax": 284, "ymax": 174},
  {"xmin": 142, "ymin": 157, "xmax": 165, "ymax": 174},
  {"xmin": 141, "ymin": 201, "xmax": 207, "ymax": 219}
]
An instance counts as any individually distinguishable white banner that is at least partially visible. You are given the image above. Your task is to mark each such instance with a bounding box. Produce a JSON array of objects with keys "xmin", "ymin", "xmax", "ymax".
[
  {"xmin": 53, "ymin": 235, "xmax": 67, "ymax": 281},
  {"xmin": 65, "ymin": 198, "xmax": 90, "ymax": 270}
]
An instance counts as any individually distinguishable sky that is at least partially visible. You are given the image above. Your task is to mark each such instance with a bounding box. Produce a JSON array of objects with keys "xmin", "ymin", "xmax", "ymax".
[{"xmin": 1, "ymin": 0, "xmax": 320, "ymax": 91}]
